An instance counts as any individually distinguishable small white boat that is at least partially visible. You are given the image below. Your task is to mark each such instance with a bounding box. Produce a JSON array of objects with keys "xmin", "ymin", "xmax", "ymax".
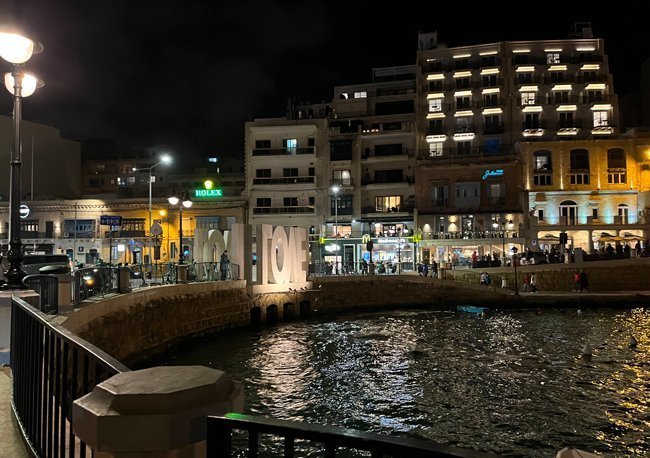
[{"xmin": 556, "ymin": 446, "xmax": 603, "ymax": 458}]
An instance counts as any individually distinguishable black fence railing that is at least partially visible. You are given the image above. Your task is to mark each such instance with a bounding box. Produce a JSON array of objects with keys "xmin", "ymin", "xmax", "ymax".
[
  {"xmin": 10, "ymin": 296, "xmax": 129, "ymax": 458},
  {"xmin": 206, "ymin": 413, "xmax": 499, "ymax": 457}
]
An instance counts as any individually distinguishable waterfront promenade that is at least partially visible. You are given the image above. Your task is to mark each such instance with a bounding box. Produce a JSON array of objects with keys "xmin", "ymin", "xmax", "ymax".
[{"xmin": 2, "ymin": 260, "xmax": 649, "ymax": 456}]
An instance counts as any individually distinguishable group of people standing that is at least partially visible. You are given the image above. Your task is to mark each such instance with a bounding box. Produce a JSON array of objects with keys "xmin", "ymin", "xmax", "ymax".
[{"xmin": 417, "ymin": 261, "xmax": 438, "ymax": 278}]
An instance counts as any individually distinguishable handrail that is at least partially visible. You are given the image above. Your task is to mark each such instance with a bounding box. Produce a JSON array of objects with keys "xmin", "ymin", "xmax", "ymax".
[
  {"xmin": 207, "ymin": 413, "xmax": 500, "ymax": 457},
  {"xmin": 10, "ymin": 296, "xmax": 129, "ymax": 457}
]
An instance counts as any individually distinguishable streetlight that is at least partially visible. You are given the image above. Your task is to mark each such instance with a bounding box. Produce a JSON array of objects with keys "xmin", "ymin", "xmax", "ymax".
[
  {"xmin": 493, "ymin": 221, "xmax": 506, "ymax": 267},
  {"xmin": 512, "ymin": 246, "xmax": 519, "ymax": 296},
  {"xmin": 168, "ymin": 191, "xmax": 192, "ymax": 265},
  {"xmin": 0, "ymin": 29, "xmax": 43, "ymax": 289},
  {"xmin": 133, "ymin": 154, "xmax": 172, "ymax": 266},
  {"xmin": 331, "ymin": 185, "xmax": 340, "ymax": 274}
]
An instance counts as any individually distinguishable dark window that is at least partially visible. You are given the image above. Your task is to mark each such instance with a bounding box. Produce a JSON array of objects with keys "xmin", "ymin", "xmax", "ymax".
[
  {"xmin": 607, "ymin": 148, "xmax": 626, "ymax": 168},
  {"xmin": 455, "ymin": 77, "xmax": 470, "ymax": 89},
  {"xmin": 517, "ymin": 73, "xmax": 533, "ymax": 84},
  {"xmin": 457, "ymin": 141, "xmax": 472, "ymax": 155},
  {"xmin": 375, "ymin": 144, "xmax": 403, "ymax": 156},
  {"xmin": 570, "ymin": 149, "xmax": 589, "ymax": 170},
  {"xmin": 428, "ymin": 119, "xmax": 444, "ymax": 134},
  {"xmin": 308, "ymin": 138, "xmax": 315, "ymax": 147},
  {"xmin": 256, "ymin": 169, "xmax": 271, "ymax": 178},
  {"xmin": 308, "ymin": 197, "xmax": 315, "ymax": 205},
  {"xmin": 513, "ymin": 54, "xmax": 529, "ymax": 65},
  {"xmin": 308, "ymin": 167, "xmax": 315, "ymax": 176},
  {"xmin": 428, "ymin": 80, "xmax": 443, "ymax": 91},
  {"xmin": 483, "ymin": 139, "xmax": 501, "ymax": 154},
  {"xmin": 332, "ymin": 194, "xmax": 353, "ymax": 216},
  {"xmin": 282, "ymin": 168, "xmax": 298, "ymax": 177},
  {"xmin": 481, "ymin": 55, "xmax": 497, "ymax": 67},
  {"xmin": 255, "ymin": 139, "xmax": 271, "ymax": 149},
  {"xmin": 283, "ymin": 197, "xmax": 298, "ymax": 207},
  {"xmin": 375, "ymin": 169, "xmax": 403, "ymax": 183},
  {"xmin": 330, "ymin": 140, "xmax": 353, "ymax": 161},
  {"xmin": 375, "ymin": 100, "xmax": 414, "ymax": 115},
  {"xmin": 482, "ymin": 74, "xmax": 497, "ymax": 86},
  {"xmin": 256, "ymin": 198, "xmax": 271, "ymax": 207}
]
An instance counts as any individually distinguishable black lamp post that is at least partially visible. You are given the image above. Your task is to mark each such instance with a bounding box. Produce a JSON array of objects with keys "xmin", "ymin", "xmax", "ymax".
[
  {"xmin": 0, "ymin": 29, "xmax": 43, "ymax": 289},
  {"xmin": 168, "ymin": 191, "xmax": 192, "ymax": 265},
  {"xmin": 512, "ymin": 246, "xmax": 519, "ymax": 296}
]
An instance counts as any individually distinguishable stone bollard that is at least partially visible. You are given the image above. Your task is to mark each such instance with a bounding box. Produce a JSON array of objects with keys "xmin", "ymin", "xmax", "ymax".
[
  {"xmin": 177, "ymin": 264, "xmax": 189, "ymax": 284},
  {"xmin": 73, "ymin": 366, "xmax": 244, "ymax": 458}
]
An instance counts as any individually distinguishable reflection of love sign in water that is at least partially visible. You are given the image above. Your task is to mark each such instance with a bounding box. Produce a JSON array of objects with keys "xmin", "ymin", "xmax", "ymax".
[{"xmin": 193, "ymin": 223, "xmax": 308, "ymax": 286}]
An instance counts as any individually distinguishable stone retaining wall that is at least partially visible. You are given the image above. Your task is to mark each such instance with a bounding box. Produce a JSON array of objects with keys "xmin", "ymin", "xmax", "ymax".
[
  {"xmin": 443, "ymin": 258, "xmax": 650, "ymax": 292},
  {"xmin": 59, "ymin": 259, "xmax": 650, "ymax": 367},
  {"xmin": 61, "ymin": 281, "xmax": 251, "ymax": 367}
]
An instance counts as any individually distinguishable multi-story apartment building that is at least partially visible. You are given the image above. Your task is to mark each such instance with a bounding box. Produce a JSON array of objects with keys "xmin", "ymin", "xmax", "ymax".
[
  {"xmin": 521, "ymin": 132, "xmax": 650, "ymax": 256},
  {"xmin": 326, "ymin": 66, "xmax": 417, "ymax": 272},
  {"xmin": 244, "ymin": 117, "xmax": 328, "ymax": 234},
  {"xmin": 414, "ymin": 26, "xmax": 619, "ymax": 266}
]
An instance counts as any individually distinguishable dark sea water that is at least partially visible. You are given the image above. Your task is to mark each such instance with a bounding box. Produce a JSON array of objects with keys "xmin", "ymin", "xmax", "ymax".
[{"xmin": 159, "ymin": 307, "xmax": 650, "ymax": 457}]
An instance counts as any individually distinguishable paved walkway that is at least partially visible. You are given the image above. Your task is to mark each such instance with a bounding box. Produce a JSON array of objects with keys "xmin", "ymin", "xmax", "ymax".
[{"xmin": 0, "ymin": 368, "xmax": 29, "ymax": 457}]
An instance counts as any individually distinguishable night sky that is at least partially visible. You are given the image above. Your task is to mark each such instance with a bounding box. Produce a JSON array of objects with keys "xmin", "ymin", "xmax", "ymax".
[{"xmin": 1, "ymin": 1, "xmax": 648, "ymax": 167}]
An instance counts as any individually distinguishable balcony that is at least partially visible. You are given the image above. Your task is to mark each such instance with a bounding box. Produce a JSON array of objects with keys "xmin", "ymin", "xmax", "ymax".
[
  {"xmin": 570, "ymin": 53, "xmax": 603, "ymax": 64},
  {"xmin": 252, "ymin": 176, "xmax": 316, "ymax": 185},
  {"xmin": 252, "ymin": 147, "xmax": 315, "ymax": 156},
  {"xmin": 482, "ymin": 122, "xmax": 505, "ymax": 135},
  {"xmin": 557, "ymin": 119, "xmax": 583, "ymax": 129},
  {"xmin": 576, "ymin": 74, "xmax": 609, "ymax": 84},
  {"xmin": 522, "ymin": 121, "xmax": 548, "ymax": 130},
  {"xmin": 253, "ymin": 206, "xmax": 315, "ymax": 215},
  {"xmin": 454, "ymin": 124, "xmax": 475, "ymax": 133},
  {"xmin": 422, "ymin": 145, "xmax": 512, "ymax": 160},
  {"xmin": 104, "ymin": 230, "xmax": 146, "ymax": 238},
  {"xmin": 361, "ymin": 176, "xmax": 414, "ymax": 186},
  {"xmin": 361, "ymin": 148, "xmax": 413, "ymax": 160},
  {"xmin": 360, "ymin": 121, "xmax": 412, "ymax": 135},
  {"xmin": 361, "ymin": 204, "xmax": 414, "ymax": 215}
]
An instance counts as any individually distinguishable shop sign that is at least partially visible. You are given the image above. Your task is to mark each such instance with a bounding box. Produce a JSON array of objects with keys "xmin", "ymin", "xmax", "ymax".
[
  {"xmin": 482, "ymin": 169, "xmax": 504, "ymax": 179},
  {"xmin": 100, "ymin": 215, "xmax": 122, "ymax": 226},
  {"xmin": 194, "ymin": 188, "xmax": 223, "ymax": 198},
  {"xmin": 378, "ymin": 237, "xmax": 408, "ymax": 244}
]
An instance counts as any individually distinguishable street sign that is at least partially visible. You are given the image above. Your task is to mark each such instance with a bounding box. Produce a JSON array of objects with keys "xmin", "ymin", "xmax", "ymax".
[
  {"xmin": 150, "ymin": 222, "xmax": 163, "ymax": 236},
  {"xmin": 100, "ymin": 215, "xmax": 122, "ymax": 226}
]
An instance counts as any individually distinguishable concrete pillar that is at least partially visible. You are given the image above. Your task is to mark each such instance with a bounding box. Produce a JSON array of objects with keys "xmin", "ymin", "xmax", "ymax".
[{"xmin": 73, "ymin": 366, "xmax": 244, "ymax": 458}]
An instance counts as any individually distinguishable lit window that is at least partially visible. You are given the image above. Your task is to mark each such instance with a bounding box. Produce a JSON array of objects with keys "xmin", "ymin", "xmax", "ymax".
[
  {"xmin": 521, "ymin": 92, "xmax": 536, "ymax": 105},
  {"xmin": 428, "ymin": 99, "xmax": 443, "ymax": 112},
  {"xmin": 593, "ymin": 111, "xmax": 609, "ymax": 127},
  {"xmin": 429, "ymin": 142, "xmax": 444, "ymax": 157},
  {"xmin": 547, "ymin": 53, "xmax": 560, "ymax": 64},
  {"xmin": 354, "ymin": 91, "xmax": 367, "ymax": 98}
]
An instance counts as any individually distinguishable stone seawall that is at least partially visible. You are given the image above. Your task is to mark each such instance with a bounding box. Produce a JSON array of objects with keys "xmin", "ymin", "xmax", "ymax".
[
  {"xmin": 59, "ymin": 259, "xmax": 650, "ymax": 367},
  {"xmin": 442, "ymin": 258, "xmax": 650, "ymax": 292},
  {"xmin": 61, "ymin": 281, "xmax": 251, "ymax": 367}
]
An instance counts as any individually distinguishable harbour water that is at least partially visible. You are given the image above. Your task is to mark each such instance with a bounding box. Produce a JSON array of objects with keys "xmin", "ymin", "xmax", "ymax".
[{"xmin": 159, "ymin": 307, "xmax": 649, "ymax": 457}]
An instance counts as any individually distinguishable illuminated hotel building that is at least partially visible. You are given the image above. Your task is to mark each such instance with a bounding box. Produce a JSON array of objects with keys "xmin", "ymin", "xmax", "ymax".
[
  {"xmin": 521, "ymin": 133, "xmax": 650, "ymax": 253},
  {"xmin": 414, "ymin": 26, "xmax": 620, "ymax": 265}
]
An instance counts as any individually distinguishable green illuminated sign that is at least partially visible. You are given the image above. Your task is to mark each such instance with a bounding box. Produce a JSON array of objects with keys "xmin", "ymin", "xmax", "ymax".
[{"xmin": 194, "ymin": 188, "xmax": 223, "ymax": 198}]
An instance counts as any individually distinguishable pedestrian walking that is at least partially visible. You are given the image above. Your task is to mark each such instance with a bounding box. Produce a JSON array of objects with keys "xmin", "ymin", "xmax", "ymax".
[
  {"xmin": 530, "ymin": 272, "xmax": 537, "ymax": 293},
  {"xmin": 579, "ymin": 269, "xmax": 589, "ymax": 292},
  {"xmin": 220, "ymin": 250, "xmax": 230, "ymax": 280}
]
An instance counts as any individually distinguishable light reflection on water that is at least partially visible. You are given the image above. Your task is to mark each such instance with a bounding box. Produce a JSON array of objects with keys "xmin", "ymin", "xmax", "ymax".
[{"xmin": 160, "ymin": 307, "xmax": 649, "ymax": 457}]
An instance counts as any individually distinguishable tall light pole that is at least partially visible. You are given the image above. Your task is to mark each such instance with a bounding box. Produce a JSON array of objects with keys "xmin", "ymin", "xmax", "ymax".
[
  {"xmin": 0, "ymin": 29, "xmax": 43, "ymax": 289},
  {"xmin": 133, "ymin": 154, "xmax": 172, "ymax": 266},
  {"xmin": 331, "ymin": 185, "xmax": 340, "ymax": 274},
  {"xmin": 168, "ymin": 191, "xmax": 192, "ymax": 265}
]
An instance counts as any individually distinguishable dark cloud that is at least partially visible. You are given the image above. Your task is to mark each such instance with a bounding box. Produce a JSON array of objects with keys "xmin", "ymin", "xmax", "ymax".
[{"xmin": 1, "ymin": 1, "xmax": 648, "ymax": 166}]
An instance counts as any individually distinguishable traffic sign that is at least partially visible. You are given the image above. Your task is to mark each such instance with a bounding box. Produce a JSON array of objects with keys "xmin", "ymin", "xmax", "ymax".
[
  {"xmin": 100, "ymin": 215, "xmax": 122, "ymax": 226},
  {"xmin": 150, "ymin": 222, "xmax": 163, "ymax": 236}
]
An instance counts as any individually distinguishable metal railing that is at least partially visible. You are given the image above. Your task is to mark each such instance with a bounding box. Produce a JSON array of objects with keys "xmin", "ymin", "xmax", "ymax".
[
  {"xmin": 10, "ymin": 296, "xmax": 129, "ymax": 458},
  {"xmin": 206, "ymin": 413, "xmax": 499, "ymax": 457},
  {"xmin": 22, "ymin": 274, "xmax": 60, "ymax": 314}
]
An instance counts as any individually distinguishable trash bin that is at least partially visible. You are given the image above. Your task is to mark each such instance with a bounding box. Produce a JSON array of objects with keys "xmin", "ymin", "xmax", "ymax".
[
  {"xmin": 118, "ymin": 266, "xmax": 132, "ymax": 293},
  {"xmin": 177, "ymin": 264, "xmax": 189, "ymax": 284},
  {"xmin": 38, "ymin": 265, "xmax": 72, "ymax": 312}
]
